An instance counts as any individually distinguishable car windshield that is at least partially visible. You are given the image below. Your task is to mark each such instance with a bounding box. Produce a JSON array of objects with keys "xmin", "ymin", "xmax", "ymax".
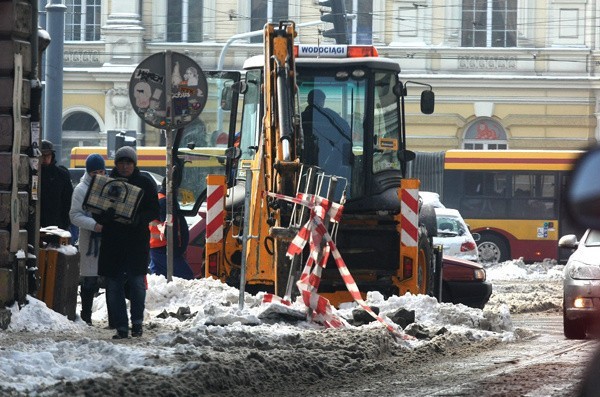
[
  {"xmin": 584, "ymin": 229, "xmax": 600, "ymax": 246},
  {"xmin": 437, "ymin": 216, "xmax": 466, "ymax": 235}
]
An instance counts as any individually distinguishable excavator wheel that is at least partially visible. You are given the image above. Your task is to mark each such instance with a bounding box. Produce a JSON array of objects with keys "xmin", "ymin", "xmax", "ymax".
[{"xmin": 417, "ymin": 226, "xmax": 435, "ymax": 295}]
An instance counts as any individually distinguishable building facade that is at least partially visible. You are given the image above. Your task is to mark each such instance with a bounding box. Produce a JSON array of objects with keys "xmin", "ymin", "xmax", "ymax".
[{"xmin": 49, "ymin": 0, "xmax": 600, "ymax": 164}]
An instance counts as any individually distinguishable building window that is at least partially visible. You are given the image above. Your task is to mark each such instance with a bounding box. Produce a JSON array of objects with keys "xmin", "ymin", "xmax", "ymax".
[
  {"xmin": 167, "ymin": 0, "xmax": 204, "ymax": 42},
  {"xmin": 65, "ymin": 0, "xmax": 101, "ymax": 41},
  {"xmin": 463, "ymin": 118, "xmax": 508, "ymax": 150},
  {"xmin": 397, "ymin": 6, "xmax": 418, "ymax": 38},
  {"xmin": 461, "ymin": 0, "xmax": 517, "ymax": 47},
  {"xmin": 250, "ymin": 0, "xmax": 289, "ymax": 43}
]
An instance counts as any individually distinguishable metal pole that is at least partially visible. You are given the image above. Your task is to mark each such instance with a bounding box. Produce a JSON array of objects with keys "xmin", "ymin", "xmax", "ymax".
[
  {"xmin": 165, "ymin": 51, "xmax": 174, "ymax": 282},
  {"xmin": 43, "ymin": 0, "xmax": 66, "ymax": 165},
  {"xmin": 215, "ymin": 21, "xmax": 322, "ymax": 132},
  {"xmin": 217, "ymin": 20, "xmax": 323, "ymax": 71},
  {"xmin": 38, "ymin": 0, "xmax": 47, "ymax": 132},
  {"xmin": 315, "ymin": 176, "xmax": 337, "ymax": 266},
  {"xmin": 238, "ymin": 170, "xmax": 253, "ymax": 309}
]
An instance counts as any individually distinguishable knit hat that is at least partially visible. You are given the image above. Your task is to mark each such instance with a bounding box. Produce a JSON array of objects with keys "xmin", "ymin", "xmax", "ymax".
[
  {"xmin": 85, "ymin": 153, "xmax": 105, "ymax": 173},
  {"xmin": 114, "ymin": 146, "xmax": 137, "ymax": 164},
  {"xmin": 41, "ymin": 140, "xmax": 54, "ymax": 154}
]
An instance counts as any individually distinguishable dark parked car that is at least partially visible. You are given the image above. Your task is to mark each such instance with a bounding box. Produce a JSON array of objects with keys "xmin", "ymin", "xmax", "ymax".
[{"xmin": 441, "ymin": 255, "xmax": 492, "ymax": 309}]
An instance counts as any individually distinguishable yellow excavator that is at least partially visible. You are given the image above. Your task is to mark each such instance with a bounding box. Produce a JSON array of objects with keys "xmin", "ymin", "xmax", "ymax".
[{"xmin": 178, "ymin": 21, "xmax": 440, "ymax": 306}]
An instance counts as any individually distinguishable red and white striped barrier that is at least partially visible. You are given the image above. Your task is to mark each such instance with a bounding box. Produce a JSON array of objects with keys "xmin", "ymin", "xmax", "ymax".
[
  {"xmin": 264, "ymin": 192, "xmax": 409, "ymax": 339},
  {"xmin": 206, "ymin": 175, "xmax": 225, "ymax": 244},
  {"xmin": 400, "ymin": 180, "xmax": 419, "ymax": 248}
]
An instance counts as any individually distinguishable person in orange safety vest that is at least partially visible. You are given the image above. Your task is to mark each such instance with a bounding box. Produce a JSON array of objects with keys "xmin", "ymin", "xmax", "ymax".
[{"xmin": 148, "ymin": 178, "xmax": 194, "ymax": 279}]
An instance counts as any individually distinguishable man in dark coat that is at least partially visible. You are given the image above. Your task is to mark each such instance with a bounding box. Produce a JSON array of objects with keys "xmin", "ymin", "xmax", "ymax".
[
  {"xmin": 40, "ymin": 139, "xmax": 73, "ymax": 231},
  {"xmin": 301, "ymin": 89, "xmax": 352, "ymax": 170},
  {"xmin": 95, "ymin": 146, "xmax": 159, "ymax": 339}
]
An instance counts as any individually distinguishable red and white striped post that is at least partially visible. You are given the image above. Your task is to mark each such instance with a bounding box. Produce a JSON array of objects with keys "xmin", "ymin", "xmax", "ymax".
[
  {"xmin": 399, "ymin": 178, "xmax": 420, "ymax": 294},
  {"xmin": 205, "ymin": 174, "xmax": 226, "ymax": 278}
]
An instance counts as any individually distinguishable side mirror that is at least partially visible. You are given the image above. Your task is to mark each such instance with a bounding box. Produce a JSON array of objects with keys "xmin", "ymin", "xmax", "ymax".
[
  {"xmin": 234, "ymin": 80, "xmax": 248, "ymax": 95},
  {"xmin": 421, "ymin": 90, "xmax": 435, "ymax": 114},
  {"xmin": 224, "ymin": 146, "xmax": 242, "ymax": 160},
  {"xmin": 566, "ymin": 147, "xmax": 600, "ymax": 230},
  {"xmin": 392, "ymin": 82, "xmax": 406, "ymax": 97},
  {"xmin": 398, "ymin": 149, "xmax": 416, "ymax": 163},
  {"xmin": 221, "ymin": 86, "xmax": 233, "ymax": 111},
  {"xmin": 558, "ymin": 234, "xmax": 578, "ymax": 249}
]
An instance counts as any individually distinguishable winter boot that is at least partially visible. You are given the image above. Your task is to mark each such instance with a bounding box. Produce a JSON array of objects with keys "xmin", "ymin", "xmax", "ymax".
[
  {"xmin": 112, "ymin": 328, "xmax": 129, "ymax": 339},
  {"xmin": 132, "ymin": 323, "xmax": 143, "ymax": 337},
  {"xmin": 80, "ymin": 277, "xmax": 98, "ymax": 326},
  {"xmin": 80, "ymin": 312, "xmax": 92, "ymax": 326}
]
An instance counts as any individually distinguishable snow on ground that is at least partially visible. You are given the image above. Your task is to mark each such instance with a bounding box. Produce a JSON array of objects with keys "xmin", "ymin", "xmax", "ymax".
[
  {"xmin": 0, "ymin": 259, "xmax": 564, "ymax": 395},
  {"xmin": 485, "ymin": 258, "xmax": 564, "ymax": 314}
]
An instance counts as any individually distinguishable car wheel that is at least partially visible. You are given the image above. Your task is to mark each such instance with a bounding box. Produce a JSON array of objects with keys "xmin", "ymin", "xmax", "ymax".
[
  {"xmin": 478, "ymin": 234, "xmax": 509, "ymax": 263},
  {"xmin": 563, "ymin": 304, "xmax": 587, "ymax": 339}
]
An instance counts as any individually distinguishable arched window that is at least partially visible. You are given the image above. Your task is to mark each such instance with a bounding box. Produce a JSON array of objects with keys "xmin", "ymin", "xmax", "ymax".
[
  {"xmin": 463, "ymin": 118, "xmax": 508, "ymax": 150},
  {"xmin": 62, "ymin": 111, "xmax": 102, "ymax": 165}
]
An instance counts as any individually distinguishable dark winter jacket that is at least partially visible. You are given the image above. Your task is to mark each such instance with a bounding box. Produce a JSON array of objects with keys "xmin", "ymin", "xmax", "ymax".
[
  {"xmin": 40, "ymin": 157, "xmax": 73, "ymax": 230},
  {"xmin": 96, "ymin": 167, "xmax": 160, "ymax": 277}
]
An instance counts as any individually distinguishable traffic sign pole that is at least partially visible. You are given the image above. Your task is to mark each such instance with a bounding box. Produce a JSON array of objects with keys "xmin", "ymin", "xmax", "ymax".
[
  {"xmin": 165, "ymin": 50, "xmax": 174, "ymax": 282},
  {"xmin": 129, "ymin": 51, "xmax": 208, "ymax": 282}
]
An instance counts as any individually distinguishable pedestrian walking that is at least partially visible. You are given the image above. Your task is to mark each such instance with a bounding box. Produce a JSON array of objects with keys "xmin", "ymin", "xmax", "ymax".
[
  {"xmin": 69, "ymin": 153, "xmax": 106, "ymax": 326},
  {"xmin": 95, "ymin": 146, "xmax": 159, "ymax": 339}
]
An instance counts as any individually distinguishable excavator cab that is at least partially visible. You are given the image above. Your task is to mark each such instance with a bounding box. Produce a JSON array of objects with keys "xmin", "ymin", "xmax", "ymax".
[{"xmin": 294, "ymin": 48, "xmax": 434, "ymax": 210}]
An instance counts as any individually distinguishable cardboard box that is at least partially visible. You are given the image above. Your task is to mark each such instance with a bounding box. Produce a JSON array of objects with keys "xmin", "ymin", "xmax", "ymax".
[
  {"xmin": 0, "ymin": 267, "xmax": 14, "ymax": 307},
  {"xmin": 37, "ymin": 249, "xmax": 80, "ymax": 320}
]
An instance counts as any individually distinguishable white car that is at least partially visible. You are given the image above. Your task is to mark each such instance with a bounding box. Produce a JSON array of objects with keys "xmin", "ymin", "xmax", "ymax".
[
  {"xmin": 559, "ymin": 229, "xmax": 600, "ymax": 339},
  {"xmin": 433, "ymin": 207, "xmax": 480, "ymax": 261},
  {"xmin": 420, "ymin": 191, "xmax": 445, "ymax": 208}
]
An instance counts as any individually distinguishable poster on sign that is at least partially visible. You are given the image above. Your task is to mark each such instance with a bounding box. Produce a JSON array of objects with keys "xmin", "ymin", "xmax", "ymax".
[{"xmin": 129, "ymin": 51, "xmax": 208, "ymax": 130}]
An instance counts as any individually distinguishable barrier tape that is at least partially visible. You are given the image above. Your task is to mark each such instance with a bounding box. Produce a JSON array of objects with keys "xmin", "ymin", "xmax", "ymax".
[{"xmin": 264, "ymin": 192, "xmax": 409, "ymax": 339}]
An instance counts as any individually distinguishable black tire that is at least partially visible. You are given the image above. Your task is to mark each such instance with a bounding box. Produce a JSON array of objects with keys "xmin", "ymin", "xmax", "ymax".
[
  {"xmin": 478, "ymin": 233, "xmax": 509, "ymax": 263},
  {"xmin": 431, "ymin": 245, "xmax": 444, "ymax": 301},
  {"xmin": 419, "ymin": 204, "xmax": 437, "ymax": 238},
  {"xmin": 563, "ymin": 298, "xmax": 587, "ymax": 339},
  {"xmin": 417, "ymin": 226, "xmax": 435, "ymax": 295}
]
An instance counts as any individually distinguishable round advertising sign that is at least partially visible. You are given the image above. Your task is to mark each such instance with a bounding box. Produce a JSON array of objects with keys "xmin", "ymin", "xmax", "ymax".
[{"xmin": 129, "ymin": 51, "xmax": 208, "ymax": 129}]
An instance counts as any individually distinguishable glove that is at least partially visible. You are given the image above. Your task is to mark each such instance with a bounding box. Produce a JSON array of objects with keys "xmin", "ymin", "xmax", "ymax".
[
  {"xmin": 97, "ymin": 207, "xmax": 116, "ymax": 225},
  {"xmin": 105, "ymin": 207, "xmax": 116, "ymax": 219}
]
